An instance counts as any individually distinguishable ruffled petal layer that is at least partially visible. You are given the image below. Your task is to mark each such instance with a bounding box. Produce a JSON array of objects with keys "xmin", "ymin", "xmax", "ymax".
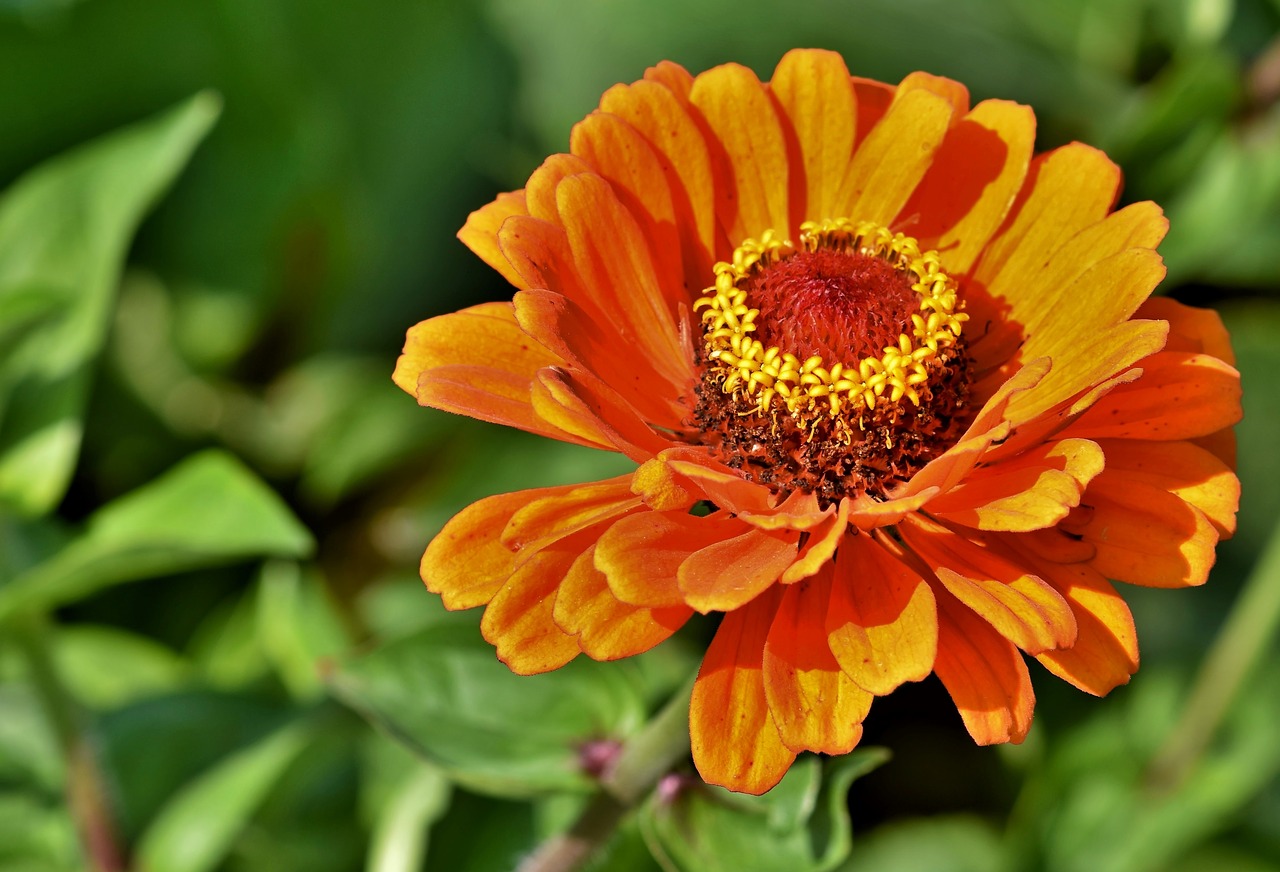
[
  {"xmin": 690, "ymin": 588, "xmax": 796, "ymax": 795},
  {"xmin": 763, "ymin": 569, "xmax": 872, "ymax": 755}
]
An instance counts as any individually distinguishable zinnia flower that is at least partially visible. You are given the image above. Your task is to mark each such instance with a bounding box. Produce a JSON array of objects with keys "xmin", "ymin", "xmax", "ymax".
[{"xmin": 394, "ymin": 49, "xmax": 1242, "ymax": 795}]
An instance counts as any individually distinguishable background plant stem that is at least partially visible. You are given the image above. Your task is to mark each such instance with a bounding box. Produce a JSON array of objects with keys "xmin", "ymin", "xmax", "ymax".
[
  {"xmin": 11, "ymin": 614, "xmax": 125, "ymax": 872},
  {"xmin": 517, "ymin": 677, "xmax": 694, "ymax": 872},
  {"xmin": 1149, "ymin": 517, "xmax": 1280, "ymax": 790}
]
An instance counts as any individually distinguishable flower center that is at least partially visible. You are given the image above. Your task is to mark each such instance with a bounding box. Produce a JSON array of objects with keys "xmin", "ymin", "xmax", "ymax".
[{"xmin": 688, "ymin": 219, "xmax": 974, "ymax": 504}]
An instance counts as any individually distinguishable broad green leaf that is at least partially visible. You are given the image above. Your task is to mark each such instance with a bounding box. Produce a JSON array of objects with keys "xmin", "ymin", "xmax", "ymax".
[
  {"xmin": 331, "ymin": 623, "xmax": 647, "ymax": 797},
  {"xmin": 134, "ymin": 721, "xmax": 312, "ymax": 872},
  {"xmin": 54, "ymin": 625, "xmax": 189, "ymax": 709},
  {"xmin": 421, "ymin": 791, "xmax": 538, "ymax": 872},
  {"xmin": 0, "ymin": 92, "xmax": 220, "ymax": 516},
  {"xmin": 0, "ymin": 790, "xmax": 80, "ymax": 872},
  {"xmin": 99, "ymin": 692, "xmax": 293, "ymax": 841},
  {"xmin": 355, "ymin": 575, "xmax": 486, "ymax": 647},
  {"xmin": 840, "ymin": 815, "xmax": 1004, "ymax": 872},
  {"xmin": 1162, "ymin": 127, "xmax": 1280, "ymax": 287},
  {"xmin": 254, "ymin": 561, "xmax": 350, "ymax": 701},
  {"xmin": 0, "ymin": 685, "xmax": 63, "ymax": 791},
  {"xmin": 186, "ymin": 585, "xmax": 272, "ymax": 690},
  {"xmin": 1014, "ymin": 659, "xmax": 1280, "ymax": 872},
  {"xmin": 366, "ymin": 762, "xmax": 451, "ymax": 872},
  {"xmin": 641, "ymin": 750, "xmax": 890, "ymax": 872},
  {"xmin": 0, "ymin": 450, "xmax": 312, "ymax": 619}
]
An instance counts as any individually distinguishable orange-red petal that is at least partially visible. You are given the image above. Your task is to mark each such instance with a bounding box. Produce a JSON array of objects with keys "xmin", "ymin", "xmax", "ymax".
[
  {"xmin": 763, "ymin": 570, "xmax": 872, "ymax": 755},
  {"xmin": 553, "ymin": 545, "xmax": 691, "ymax": 661},
  {"xmin": 1088, "ymin": 438, "xmax": 1239, "ymax": 536},
  {"xmin": 770, "ymin": 49, "xmax": 857, "ymax": 225},
  {"xmin": 597, "ymin": 78, "xmax": 717, "ymax": 279},
  {"xmin": 501, "ymin": 475, "xmax": 640, "ymax": 552},
  {"xmin": 997, "ymin": 537, "xmax": 1139, "ymax": 695},
  {"xmin": 530, "ymin": 367, "xmax": 673, "ymax": 461},
  {"xmin": 457, "ymin": 190, "xmax": 529, "ymax": 289},
  {"xmin": 395, "ymin": 302, "xmax": 589, "ymax": 444},
  {"xmin": 689, "ymin": 63, "xmax": 791, "ymax": 243},
  {"xmin": 832, "ymin": 86, "xmax": 954, "ymax": 227},
  {"xmin": 690, "ymin": 587, "xmax": 796, "ymax": 795},
  {"xmin": 899, "ymin": 517, "xmax": 1076, "ymax": 654},
  {"xmin": 825, "ymin": 534, "xmax": 938, "ymax": 695},
  {"xmin": 905, "ymin": 99, "xmax": 1035, "ymax": 273},
  {"xmin": 480, "ymin": 535, "xmax": 586, "ymax": 675},
  {"xmin": 1067, "ymin": 474, "xmax": 1219, "ymax": 587},
  {"xmin": 1065, "ymin": 351, "xmax": 1242, "ymax": 442},
  {"xmin": 933, "ymin": 588, "xmax": 1035, "ymax": 745},
  {"xmin": 595, "ymin": 510, "xmax": 745, "ymax": 608},
  {"xmin": 422, "ymin": 483, "xmax": 582, "ymax": 610},
  {"xmin": 678, "ymin": 527, "xmax": 800, "ymax": 613},
  {"xmin": 928, "ymin": 438, "xmax": 1105, "ymax": 531}
]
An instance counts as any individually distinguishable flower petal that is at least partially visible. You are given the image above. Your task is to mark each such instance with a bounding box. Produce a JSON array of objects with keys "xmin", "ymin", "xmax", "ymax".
[
  {"xmin": 1138, "ymin": 296, "xmax": 1235, "ymax": 364},
  {"xmin": 896, "ymin": 70, "xmax": 970, "ymax": 115},
  {"xmin": 826, "ymin": 534, "xmax": 938, "ymax": 695},
  {"xmin": 779, "ymin": 499, "xmax": 850, "ymax": 584},
  {"xmin": 997, "ymin": 537, "xmax": 1138, "ymax": 695},
  {"xmin": 525, "ymin": 153, "xmax": 593, "ymax": 223},
  {"xmin": 763, "ymin": 570, "xmax": 872, "ymax": 755},
  {"xmin": 933, "ymin": 588, "xmax": 1035, "ymax": 745},
  {"xmin": 832, "ymin": 86, "xmax": 954, "ymax": 227},
  {"xmin": 512, "ymin": 288, "xmax": 685, "ymax": 427},
  {"xmin": 598, "ymin": 78, "xmax": 717, "ymax": 277},
  {"xmin": 395, "ymin": 302, "xmax": 588, "ymax": 443},
  {"xmin": 1088, "ymin": 438, "xmax": 1239, "ymax": 536},
  {"xmin": 1000, "ymin": 318, "xmax": 1169, "ymax": 428},
  {"xmin": 770, "ymin": 49, "xmax": 857, "ymax": 224},
  {"xmin": 971, "ymin": 143, "xmax": 1121, "ymax": 288},
  {"xmin": 691, "ymin": 587, "xmax": 796, "ymax": 795},
  {"xmin": 422, "ymin": 485, "xmax": 575, "ymax": 610},
  {"xmin": 905, "ymin": 99, "xmax": 1035, "ymax": 273},
  {"xmin": 630, "ymin": 456, "xmax": 698, "ymax": 511},
  {"xmin": 570, "ymin": 111, "xmax": 686, "ymax": 300},
  {"xmin": 899, "ymin": 517, "xmax": 1076, "ymax": 654},
  {"xmin": 689, "ymin": 62, "xmax": 791, "ymax": 242},
  {"xmin": 501, "ymin": 474, "xmax": 640, "ymax": 552},
  {"xmin": 481, "ymin": 534, "xmax": 587, "ymax": 675},
  {"xmin": 928, "ymin": 438, "xmax": 1105, "ymax": 531},
  {"xmin": 553, "ymin": 545, "xmax": 691, "ymax": 660},
  {"xmin": 595, "ymin": 510, "xmax": 745, "ymax": 608},
  {"xmin": 1067, "ymin": 474, "xmax": 1220, "ymax": 587},
  {"xmin": 1065, "ymin": 351, "xmax": 1243, "ymax": 442},
  {"xmin": 556, "ymin": 173, "xmax": 691, "ymax": 388},
  {"xmin": 994, "ymin": 203, "xmax": 1169, "ymax": 356},
  {"xmin": 678, "ymin": 527, "xmax": 800, "ymax": 613},
  {"xmin": 531, "ymin": 367, "xmax": 673, "ymax": 460},
  {"xmin": 457, "ymin": 190, "xmax": 529, "ymax": 289}
]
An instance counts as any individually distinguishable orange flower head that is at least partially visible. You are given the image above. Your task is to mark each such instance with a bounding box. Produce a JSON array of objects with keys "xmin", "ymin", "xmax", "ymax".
[{"xmin": 394, "ymin": 50, "xmax": 1243, "ymax": 795}]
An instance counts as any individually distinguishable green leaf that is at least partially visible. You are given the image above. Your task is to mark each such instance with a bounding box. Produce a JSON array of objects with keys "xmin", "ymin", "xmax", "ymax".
[
  {"xmin": 0, "ymin": 685, "xmax": 63, "ymax": 792},
  {"xmin": 839, "ymin": 815, "xmax": 1005, "ymax": 872},
  {"xmin": 53, "ymin": 625, "xmax": 189, "ymax": 709},
  {"xmin": 641, "ymin": 749, "xmax": 890, "ymax": 872},
  {"xmin": 254, "ymin": 561, "xmax": 350, "ymax": 701},
  {"xmin": 331, "ymin": 623, "xmax": 647, "ymax": 797},
  {"xmin": 0, "ymin": 450, "xmax": 312, "ymax": 619},
  {"xmin": 0, "ymin": 790, "xmax": 80, "ymax": 872},
  {"xmin": 134, "ymin": 721, "xmax": 313, "ymax": 872},
  {"xmin": 366, "ymin": 762, "xmax": 452, "ymax": 872},
  {"xmin": 0, "ymin": 91, "xmax": 220, "ymax": 516}
]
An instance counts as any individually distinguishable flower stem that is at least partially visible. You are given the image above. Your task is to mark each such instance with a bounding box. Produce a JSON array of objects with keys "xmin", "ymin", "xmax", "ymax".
[
  {"xmin": 11, "ymin": 614, "xmax": 125, "ymax": 872},
  {"xmin": 1148, "ymin": 518, "xmax": 1280, "ymax": 790},
  {"xmin": 517, "ymin": 677, "xmax": 694, "ymax": 872}
]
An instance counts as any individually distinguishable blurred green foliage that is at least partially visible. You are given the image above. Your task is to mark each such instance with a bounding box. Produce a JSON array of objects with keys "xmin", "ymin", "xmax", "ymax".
[{"xmin": 1, "ymin": 0, "xmax": 1279, "ymax": 870}]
